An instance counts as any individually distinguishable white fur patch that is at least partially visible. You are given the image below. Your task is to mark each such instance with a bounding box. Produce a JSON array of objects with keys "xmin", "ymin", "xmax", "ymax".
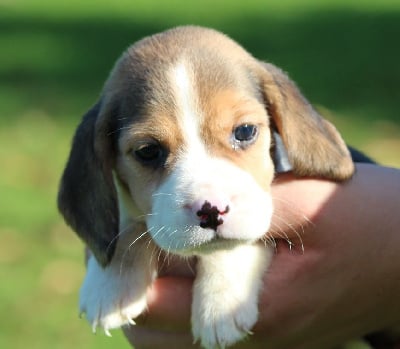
[
  {"xmin": 81, "ymin": 58, "xmax": 274, "ymax": 348},
  {"xmin": 144, "ymin": 61, "xmax": 276, "ymax": 347},
  {"xmin": 148, "ymin": 155, "xmax": 273, "ymax": 253},
  {"xmin": 192, "ymin": 244, "xmax": 273, "ymax": 348},
  {"xmin": 170, "ymin": 61, "xmax": 205, "ymax": 155},
  {"xmin": 75, "ymin": 28, "xmax": 366, "ymax": 349},
  {"xmin": 147, "ymin": 61, "xmax": 273, "ymax": 254},
  {"xmin": 79, "ymin": 256, "xmax": 146, "ymax": 335},
  {"xmin": 79, "ymin": 234, "xmax": 157, "ymax": 335}
]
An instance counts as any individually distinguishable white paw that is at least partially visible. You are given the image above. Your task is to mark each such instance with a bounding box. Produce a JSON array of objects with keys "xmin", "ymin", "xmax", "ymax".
[
  {"xmin": 192, "ymin": 295, "xmax": 258, "ymax": 349},
  {"xmin": 191, "ymin": 244, "xmax": 270, "ymax": 348},
  {"xmin": 79, "ymin": 255, "xmax": 149, "ymax": 335}
]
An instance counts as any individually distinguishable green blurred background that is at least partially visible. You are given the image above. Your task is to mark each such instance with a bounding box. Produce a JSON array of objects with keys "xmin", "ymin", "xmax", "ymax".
[{"xmin": 0, "ymin": 0, "xmax": 399, "ymax": 348}]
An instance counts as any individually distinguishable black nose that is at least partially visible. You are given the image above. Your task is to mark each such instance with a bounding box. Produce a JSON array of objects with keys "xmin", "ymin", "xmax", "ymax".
[{"xmin": 196, "ymin": 201, "xmax": 230, "ymax": 231}]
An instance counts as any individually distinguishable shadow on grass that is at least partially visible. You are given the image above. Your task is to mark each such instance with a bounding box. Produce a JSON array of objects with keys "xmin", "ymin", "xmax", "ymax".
[{"xmin": 0, "ymin": 10, "xmax": 399, "ymax": 124}]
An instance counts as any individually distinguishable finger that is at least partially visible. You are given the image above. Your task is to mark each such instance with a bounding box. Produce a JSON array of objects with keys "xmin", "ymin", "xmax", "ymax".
[
  {"xmin": 270, "ymin": 176, "xmax": 338, "ymax": 240},
  {"xmin": 123, "ymin": 326, "xmax": 198, "ymax": 349},
  {"xmin": 137, "ymin": 276, "xmax": 193, "ymax": 330},
  {"xmin": 158, "ymin": 255, "xmax": 197, "ymax": 278}
]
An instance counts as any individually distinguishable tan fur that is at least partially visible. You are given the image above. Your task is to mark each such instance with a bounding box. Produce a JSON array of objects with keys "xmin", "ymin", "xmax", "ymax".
[
  {"xmin": 105, "ymin": 26, "xmax": 353, "ymax": 193},
  {"xmin": 116, "ymin": 111, "xmax": 185, "ymax": 214},
  {"xmin": 200, "ymin": 90, "xmax": 274, "ymax": 191},
  {"xmin": 58, "ymin": 26, "xmax": 357, "ymax": 348},
  {"xmin": 59, "ymin": 25, "xmax": 355, "ymax": 264},
  {"xmin": 258, "ymin": 62, "xmax": 354, "ymax": 180}
]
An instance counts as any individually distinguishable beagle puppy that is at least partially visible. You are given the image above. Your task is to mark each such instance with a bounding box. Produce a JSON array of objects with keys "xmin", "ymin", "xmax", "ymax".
[{"xmin": 58, "ymin": 26, "xmax": 368, "ymax": 348}]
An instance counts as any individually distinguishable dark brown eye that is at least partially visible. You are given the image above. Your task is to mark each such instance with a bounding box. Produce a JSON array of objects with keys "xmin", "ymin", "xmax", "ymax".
[
  {"xmin": 134, "ymin": 142, "xmax": 164, "ymax": 166},
  {"xmin": 232, "ymin": 124, "xmax": 258, "ymax": 149},
  {"xmin": 234, "ymin": 124, "xmax": 257, "ymax": 142}
]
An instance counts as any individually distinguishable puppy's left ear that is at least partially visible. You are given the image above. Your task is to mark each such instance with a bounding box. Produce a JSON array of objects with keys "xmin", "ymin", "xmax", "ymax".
[
  {"xmin": 259, "ymin": 62, "xmax": 354, "ymax": 181},
  {"xmin": 58, "ymin": 100, "xmax": 119, "ymax": 267}
]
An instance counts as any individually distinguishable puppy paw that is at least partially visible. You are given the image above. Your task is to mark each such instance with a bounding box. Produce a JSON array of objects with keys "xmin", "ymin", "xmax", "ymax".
[
  {"xmin": 79, "ymin": 255, "xmax": 149, "ymax": 335},
  {"xmin": 192, "ymin": 296, "xmax": 258, "ymax": 349},
  {"xmin": 192, "ymin": 245, "xmax": 270, "ymax": 348}
]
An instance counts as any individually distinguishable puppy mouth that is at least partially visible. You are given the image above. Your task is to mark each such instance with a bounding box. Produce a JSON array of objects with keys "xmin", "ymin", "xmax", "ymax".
[
  {"xmin": 191, "ymin": 226, "xmax": 252, "ymax": 253},
  {"xmin": 188, "ymin": 236, "xmax": 247, "ymax": 254},
  {"xmin": 148, "ymin": 219, "xmax": 260, "ymax": 255}
]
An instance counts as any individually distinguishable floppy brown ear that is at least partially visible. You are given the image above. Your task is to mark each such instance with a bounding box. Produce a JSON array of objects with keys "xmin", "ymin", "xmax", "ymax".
[
  {"xmin": 259, "ymin": 62, "xmax": 354, "ymax": 181},
  {"xmin": 58, "ymin": 101, "xmax": 119, "ymax": 267}
]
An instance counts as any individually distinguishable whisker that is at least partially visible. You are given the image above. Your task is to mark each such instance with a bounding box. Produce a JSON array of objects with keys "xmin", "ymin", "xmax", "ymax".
[
  {"xmin": 105, "ymin": 223, "xmax": 135, "ymax": 253},
  {"xmin": 152, "ymin": 226, "xmax": 166, "ymax": 240},
  {"xmin": 268, "ymin": 218, "xmax": 292, "ymax": 241},
  {"xmin": 185, "ymin": 257, "xmax": 196, "ymax": 276},
  {"xmin": 145, "ymin": 234, "xmax": 155, "ymax": 248},
  {"xmin": 119, "ymin": 227, "xmax": 154, "ymax": 274},
  {"xmin": 147, "ymin": 242, "xmax": 157, "ymax": 268},
  {"xmin": 132, "ymin": 212, "xmax": 159, "ymax": 221},
  {"xmin": 167, "ymin": 228, "xmax": 178, "ymax": 239},
  {"xmin": 261, "ymin": 235, "xmax": 277, "ymax": 250},
  {"xmin": 269, "ymin": 226, "xmax": 294, "ymax": 248},
  {"xmin": 270, "ymin": 214, "xmax": 305, "ymax": 253},
  {"xmin": 157, "ymin": 247, "xmax": 164, "ymax": 264},
  {"xmin": 272, "ymin": 196, "xmax": 298, "ymax": 205},
  {"xmin": 160, "ymin": 250, "xmax": 172, "ymax": 272}
]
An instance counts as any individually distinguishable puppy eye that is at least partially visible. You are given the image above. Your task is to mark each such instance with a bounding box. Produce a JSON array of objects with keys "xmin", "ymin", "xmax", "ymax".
[
  {"xmin": 233, "ymin": 124, "xmax": 258, "ymax": 144},
  {"xmin": 134, "ymin": 142, "xmax": 164, "ymax": 165}
]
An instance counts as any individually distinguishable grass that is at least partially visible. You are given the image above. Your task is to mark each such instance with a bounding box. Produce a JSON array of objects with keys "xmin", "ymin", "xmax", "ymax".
[{"xmin": 0, "ymin": 1, "xmax": 399, "ymax": 348}]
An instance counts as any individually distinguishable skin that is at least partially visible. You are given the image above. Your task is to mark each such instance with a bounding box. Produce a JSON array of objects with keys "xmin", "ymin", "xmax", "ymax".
[{"xmin": 123, "ymin": 163, "xmax": 400, "ymax": 349}]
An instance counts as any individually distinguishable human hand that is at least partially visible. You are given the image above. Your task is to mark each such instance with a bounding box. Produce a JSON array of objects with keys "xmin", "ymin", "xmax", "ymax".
[{"xmin": 124, "ymin": 164, "xmax": 400, "ymax": 349}]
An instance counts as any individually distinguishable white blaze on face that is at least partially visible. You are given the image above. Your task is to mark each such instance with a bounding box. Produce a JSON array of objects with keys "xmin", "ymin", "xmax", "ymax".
[
  {"xmin": 146, "ymin": 61, "xmax": 273, "ymax": 254},
  {"xmin": 172, "ymin": 61, "xmax": 206, "ymax": 155}
]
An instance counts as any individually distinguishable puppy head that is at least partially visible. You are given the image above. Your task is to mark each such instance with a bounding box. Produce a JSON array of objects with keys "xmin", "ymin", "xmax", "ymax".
[{"xmin": 58, "ymin": 26, "xmax": 354, "ymax": 265}]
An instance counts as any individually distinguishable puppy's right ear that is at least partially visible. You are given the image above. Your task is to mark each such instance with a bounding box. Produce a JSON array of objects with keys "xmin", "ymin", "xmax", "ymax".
[
  {"xmin": 259, "ymin": 62, "xmax": 354, "ymax": 181},
  {"xmin": 58, "ymin": 101, "xmax": 119, "ymax": 267}
]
